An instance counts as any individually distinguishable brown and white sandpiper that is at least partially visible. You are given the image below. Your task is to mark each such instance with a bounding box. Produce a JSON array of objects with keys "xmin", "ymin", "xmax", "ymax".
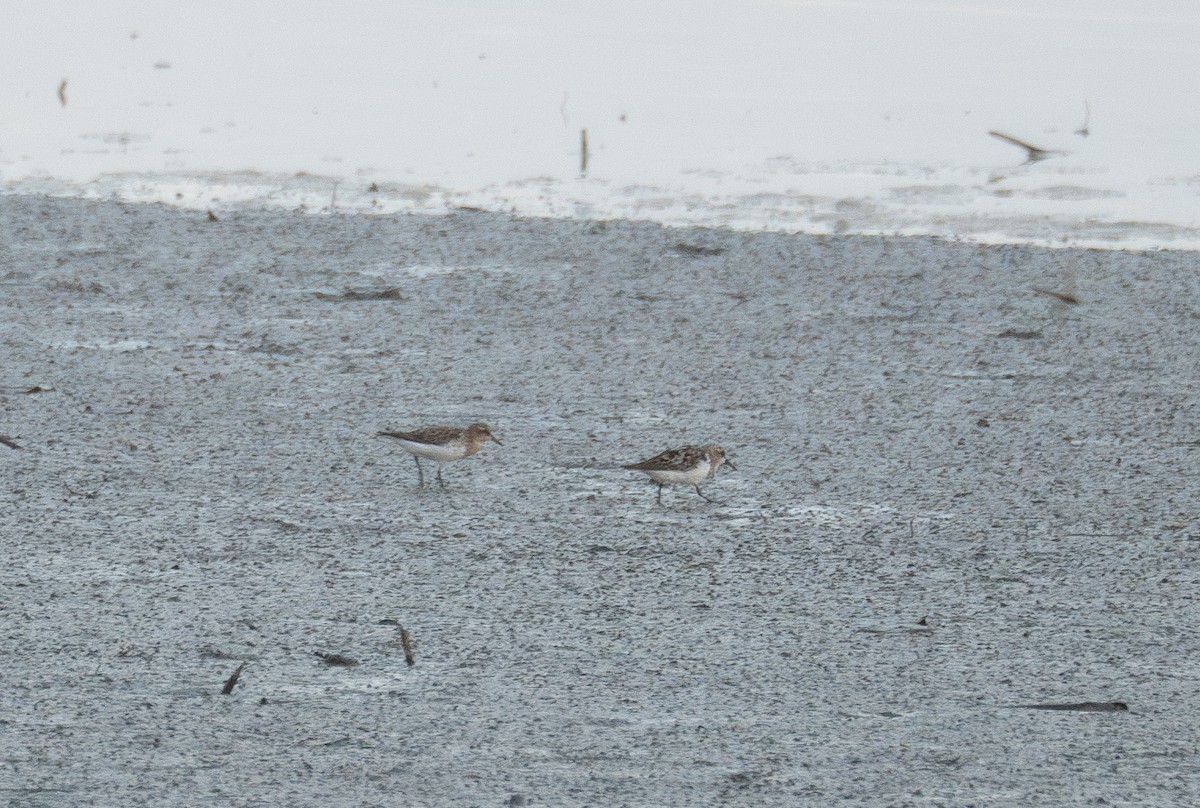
[
  {"xmin": 378, "ymin": 422, "xmax": 501, "ymax": 486},
  {"xmin": 624, "ymin": 443, "xmax": 734, "ymax": 503}
]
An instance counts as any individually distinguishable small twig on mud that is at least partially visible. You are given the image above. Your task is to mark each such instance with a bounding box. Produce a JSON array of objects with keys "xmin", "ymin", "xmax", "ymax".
[
  {"xmin": 58, "ymin": 79, "xmax": 68, "ymax": 107},
  {"xmin": 64, "ymin": 482, "xmax": 98, "ymax": 499},
  {"xmin": 1033, "ymin": 286, "xmax": 1080, "ymax": 305},
  {"xmin": 313, "ymin": 288, "xmax": 404, "ymax": 302},
  {"xmin": 1009, "ymin": 701, "xmax": 1128, "ymax": 712},
  {"xmin": 1075, "ymin": 99, "xmax": 1091, "ymax": 138},
  {"xmin": 399, "ymin": 626, "xmax": 415, "ymax": 666},
  {"xmin": 988, "ymin": 130, "xmax": 1066, "ymax": 164},
  {"xmin": 580, "ymin": 129, "xmax": 589, "ymax": 177},
  {"xmin": 222, "ymin": 663, "xmax": 245, "ymax": 695},
  {"xmin": 0, "ymin": 435, "xmax": 23, "ymax": 450}
]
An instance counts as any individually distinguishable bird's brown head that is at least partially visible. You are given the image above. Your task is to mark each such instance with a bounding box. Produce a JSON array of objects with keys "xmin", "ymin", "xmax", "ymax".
[
  {"xmin": 708, "ymin": 444, "xmax": 735, "ymax": 471},
  {"xmin": 468, "ymin": 422, "xmax": 502, "ymax": 446}
]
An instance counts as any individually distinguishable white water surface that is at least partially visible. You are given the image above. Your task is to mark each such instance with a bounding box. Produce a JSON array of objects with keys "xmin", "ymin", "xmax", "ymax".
[{"xmin": 2, "ymin": 1, "xmax": 1198, "ymax": 249}]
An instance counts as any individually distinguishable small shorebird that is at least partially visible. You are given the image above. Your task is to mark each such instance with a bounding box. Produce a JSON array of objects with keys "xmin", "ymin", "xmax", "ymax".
[
  {"xmin": 378, "ymin": 422, "xmax": 501, "ymax": 487},
  {"xmin": 624, "ymin": 444, "xmax": 735, "ymax": 503}
]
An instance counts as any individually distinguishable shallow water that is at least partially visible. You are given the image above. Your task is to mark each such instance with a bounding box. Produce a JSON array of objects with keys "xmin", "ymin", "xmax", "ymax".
[{"xmin": 1, "ymin": 197, "xmax": 1198, "ymax": 806}]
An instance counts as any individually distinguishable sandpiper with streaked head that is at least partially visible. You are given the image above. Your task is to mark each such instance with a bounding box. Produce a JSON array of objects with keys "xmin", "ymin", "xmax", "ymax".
[
  {"xmin": 624, "ymin": 444, "xmax": 735, "ymax": 503},
  {"xmin": 378, "ymin": 422, "xmax": 501, "ymax": 487}
]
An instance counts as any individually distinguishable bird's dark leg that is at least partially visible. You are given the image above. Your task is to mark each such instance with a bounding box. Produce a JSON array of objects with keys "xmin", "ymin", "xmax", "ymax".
[
  {"xmin": 655, "ymin": 483, "xmax": 664, "ymax": 504},
  {"xmin": 693, "ymin": 484, "xmax": 714, "ymax": 502},
  {"xmin": 413, "ymin": 456, "xmax": 425, "ymax": 487},
  {"xmin": 436, "ymin": 465, "xmax": 447, "ymax": 489}
]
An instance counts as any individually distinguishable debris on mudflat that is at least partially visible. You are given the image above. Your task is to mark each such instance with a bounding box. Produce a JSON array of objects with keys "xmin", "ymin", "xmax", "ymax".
[
  {"xmin": 222, "ymin": 663, "xmax": 245, "ymax": 695},
  {"xmin": 988, "ymin": 130, "xmax": 1067, "ymax": 164},
  {"xmin": 313, "ymin": 288, "xmax": 404, "ymax": 302},
  {"xmin": 1012, "ymin": 701, "xmax": 1128, "ymax": 712},
  {"xmin": 399, "ymin": 626, "xmax": 415, "ymax": 666},
  {"xmin": 1075, "ymin": 99, "xmax": 1091, "ymax": 138},
  {"xmin": 1033, "ymin": 286, "xmax": 1081, "ymax": 305},
  {"xmin": 674, "ymin": 242, "xmax": 726, "ymax": 257}
]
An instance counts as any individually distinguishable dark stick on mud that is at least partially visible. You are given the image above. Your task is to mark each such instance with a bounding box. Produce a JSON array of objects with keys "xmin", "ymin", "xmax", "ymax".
[
  {"xmin": 1010, "ymin": 701, "xmax": 1128, "ymax": 712},
  {"xmin": 0, "ymin": 435, "xmax": 23, "ymax": 450},
  {"xmin": 1033, "ymin": 286, "xmax": 1081, "ymax": 305},
  {"xmin": 580, "ymin": 128, "xmax": 589, "ymax": 177},
  {"xmin": 1075, "ymin": 99, "xmax": 1091, "ymax": 138},
  {"xmin": 313, "ymin": 288, "xmax": 404, "ymax": 302},
  {"xmin": 221, "ymin": 663, "xmax": 245, "ymax": 695},
  {"xmin": 399, "ymin": 626, "xmax": 415, "ymax": 666},
  {"xmin": 58, "ymin": 79, "xmax": 68, "ymax": 107},
  {"xmin": 987, "ymin": 130, "xmax": 1065, "ymax": 164}
]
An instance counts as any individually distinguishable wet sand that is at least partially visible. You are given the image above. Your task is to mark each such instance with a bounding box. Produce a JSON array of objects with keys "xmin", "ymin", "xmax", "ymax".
[{"xmin": 1, "ymin": 196, "xmax": 1198, "ymax": 806}]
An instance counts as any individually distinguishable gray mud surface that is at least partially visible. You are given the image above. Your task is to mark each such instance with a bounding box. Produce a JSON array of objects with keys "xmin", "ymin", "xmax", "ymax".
[{"xmin": 2, "ymin": 196, "xmax": 1199, "ymax": 806}]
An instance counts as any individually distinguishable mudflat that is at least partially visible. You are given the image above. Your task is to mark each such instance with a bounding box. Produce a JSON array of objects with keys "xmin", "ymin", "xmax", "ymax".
[{"xmin": 1, "ymin": 196, "xmax": 1197, "ymax": 806}]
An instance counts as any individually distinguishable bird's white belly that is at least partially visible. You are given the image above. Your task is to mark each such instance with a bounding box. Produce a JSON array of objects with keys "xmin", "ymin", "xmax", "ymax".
[
  {"xmin": 646, "ymin": 461, "xmax": 711, "ymax": 486},
  {"xmin": 394, "ymin": 439, "xmax": 466, "ymax": 462}
]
